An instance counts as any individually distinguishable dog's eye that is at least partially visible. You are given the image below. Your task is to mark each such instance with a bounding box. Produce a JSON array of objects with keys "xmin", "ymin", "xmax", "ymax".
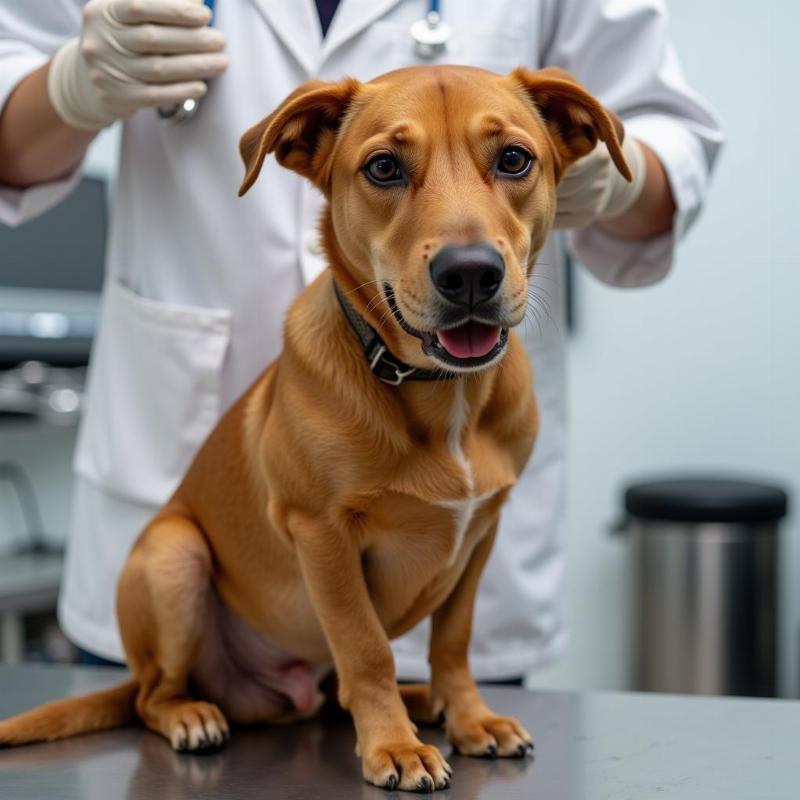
[
  {"xmin": 497, "ymin": 147, "xmax": 533, "ymax": 177},
  {"xmin": 365, "ymin": 154, "xmax": 403, "ymax": 185}
]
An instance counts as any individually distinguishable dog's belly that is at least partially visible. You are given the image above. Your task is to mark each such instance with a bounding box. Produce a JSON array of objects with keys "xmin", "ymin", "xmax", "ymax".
[{"xmin": 191, "ymin": 590, "xmax": 331, "ymax": 723}]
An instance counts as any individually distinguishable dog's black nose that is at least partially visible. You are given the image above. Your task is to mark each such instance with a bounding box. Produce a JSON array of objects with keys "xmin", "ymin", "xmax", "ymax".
[{"xmin": 429, "ymin": 244, "xmax": 505, "ymax": 308}]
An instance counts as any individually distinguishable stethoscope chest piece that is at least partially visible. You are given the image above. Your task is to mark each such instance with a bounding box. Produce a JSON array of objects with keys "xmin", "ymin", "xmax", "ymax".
[
  {"xmin": 156, "ymin": 0, "xmax": 214, "ymax": 123},
  {"xmin": 410, "ymin": 10, "xmax": 451, "ymax": 59},
  {"xmin": 157, "ymin": 97, "xmax": 201, "ymax": 124}
]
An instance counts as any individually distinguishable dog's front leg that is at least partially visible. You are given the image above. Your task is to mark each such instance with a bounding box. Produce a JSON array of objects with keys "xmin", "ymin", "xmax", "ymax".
[
  {"xmin": 429, "ymin": 520, "xmax": 534, "ymax": 758},
  {"xmin": 288, "ymin": 512, "xmax": 451, "ymax": 792}
]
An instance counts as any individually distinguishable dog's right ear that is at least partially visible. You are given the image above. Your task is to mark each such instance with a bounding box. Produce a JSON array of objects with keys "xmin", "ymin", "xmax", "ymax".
[{"xmin": 238, "ymin": 77, "xmax": 362, "ymax": 197}]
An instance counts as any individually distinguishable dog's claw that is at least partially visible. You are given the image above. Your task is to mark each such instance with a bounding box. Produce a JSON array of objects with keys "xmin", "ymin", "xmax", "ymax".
[
  {"xmin": 196, "ymin": 736, "xmax": 225, "ymax": 754},
  {"xmin": 386, "ymin": 774, "xmax": 398, "ymax": 791},
  {"xmin": 417, "ymin": 775, "xmax": 433, "ymax": 793},
  {"xmin": 484, "ymin": 743, "xmax": 498, "ymax": 759}
]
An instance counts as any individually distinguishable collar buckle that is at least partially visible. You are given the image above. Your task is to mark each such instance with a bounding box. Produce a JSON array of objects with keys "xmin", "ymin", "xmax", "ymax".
[{"xmin": 369, "ymin": 344, "xmax": 418, "ymax": 385}]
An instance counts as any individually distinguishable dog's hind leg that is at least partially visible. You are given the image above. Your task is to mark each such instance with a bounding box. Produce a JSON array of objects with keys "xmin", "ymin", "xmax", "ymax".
[
  {"xmin": 399, "ymin": 684, "xmax": 442, "ymax": 726},
  {"xmin": 117, "ymin": 510, "xmax": 230, "ymax": 753}
]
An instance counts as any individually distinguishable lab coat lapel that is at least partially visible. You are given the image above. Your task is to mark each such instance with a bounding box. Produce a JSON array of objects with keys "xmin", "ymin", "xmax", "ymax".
[
  {"xmin": 321, "ymin": 0, "xmax": 405, "ymax": 64},
  {"xmin": 249, "ymin": 0, "xmax": 321, "ymax": 76}
]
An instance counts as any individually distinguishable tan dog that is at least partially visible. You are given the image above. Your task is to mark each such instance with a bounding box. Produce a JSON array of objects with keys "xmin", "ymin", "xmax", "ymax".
[{"xmin": 0, "ymin": 65, "xmax": 629, "ymax": 792}]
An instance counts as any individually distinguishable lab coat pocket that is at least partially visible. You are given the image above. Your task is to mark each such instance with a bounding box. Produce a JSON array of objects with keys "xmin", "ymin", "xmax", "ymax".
[{"xmin": 74, "ymin": 278, "xmax": 231, "ymax": 507}]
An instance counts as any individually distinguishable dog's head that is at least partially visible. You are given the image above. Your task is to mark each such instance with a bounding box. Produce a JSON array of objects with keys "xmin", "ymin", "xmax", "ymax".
[{"xmin": 239, "ymin": 66, "xmax": 630, "ymax": 373}]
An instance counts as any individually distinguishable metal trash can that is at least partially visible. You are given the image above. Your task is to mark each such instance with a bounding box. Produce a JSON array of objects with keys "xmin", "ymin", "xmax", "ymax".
[{"xmin": 625, "ymin": 477, "xmax": 788, "ymax": 697}]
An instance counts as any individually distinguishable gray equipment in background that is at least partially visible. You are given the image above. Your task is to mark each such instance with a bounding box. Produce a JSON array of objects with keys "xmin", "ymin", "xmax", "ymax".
[
  {"xmin": 0, "ymin": 176, "xmax": 106, "ymax": 369},
  {"xmin": 624, "ymin": 477, "xmax": 788, "ymax": 697},
  {"xmin": 0, "ymin": 178, "xmax": 106, "ymax": 661}
]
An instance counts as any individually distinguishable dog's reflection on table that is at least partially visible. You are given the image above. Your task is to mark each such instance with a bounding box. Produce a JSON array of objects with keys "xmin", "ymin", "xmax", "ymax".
[
  {"xmin": 0, "ymin": 708, "xmax": 533, "ymax": 798},
  {"xmin": 127, "ymin": 711, "xmax": 534, "ymax": 799}
]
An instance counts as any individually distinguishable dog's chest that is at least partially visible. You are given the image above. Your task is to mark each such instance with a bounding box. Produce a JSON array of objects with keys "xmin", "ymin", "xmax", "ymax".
[
  {"xmin": 361, "ymin": 382, "xmax": 509, "ymax": 631},
  {"xmin": 381, "ymin": 382, "xmax": 504, "ymax": 563},
  {"xmin": 433, "ymin": 381, "xmax": 495, "ymax": 565}
]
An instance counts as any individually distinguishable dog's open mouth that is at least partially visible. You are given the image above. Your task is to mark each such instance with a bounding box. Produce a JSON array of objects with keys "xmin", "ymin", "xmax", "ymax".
[
  {"xmin": 437, "ymin": 322, "xmax": 503, "ymax": 360},
  {"xmin": 385, "ymin": 284, "xmax": 508, "ymax": 370}
]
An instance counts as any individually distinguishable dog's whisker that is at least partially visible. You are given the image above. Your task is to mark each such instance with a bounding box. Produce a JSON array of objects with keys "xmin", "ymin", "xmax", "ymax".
[
  {"xmin": 528, "ymin": 289, "xmax": 561, "ymax": 336},
  {"xmin": 527, "ymin": 286, "xmax": 555, "ymax": 305},
  {"xmin": 365, "ymin": 294, "xmax": 391, "ymax": 315},
  {"xmin": 523, "ymin": 296, "xmax": 545, "ymax": 340},
  {"xmin": 376, "ymin": 305, "xmax": 398, "ymax": 331},
  {"xmin": 526, "ymin": 268, "xmax": 559, "ymax": 282},
  {"xmin": 347, "ymin": 280, "xmax": 381, "ymax": 294},
  {"xmin": 525, "ymin": 290, "xmax": 563, "ymax": 340},
  {"xmin": 364, "ymin": 289, "xmax": 396, "ymax": 314},
  {"xmin": 526, "ymin": 284, "xmax": 556, "ymax": 306},
  {"xmin": 344, "ymin": 278, "xmax": 395, "ymax": 297},
  {"xmin": 522, "ymin": 309, "xmax": 535, "ymax": 341}
]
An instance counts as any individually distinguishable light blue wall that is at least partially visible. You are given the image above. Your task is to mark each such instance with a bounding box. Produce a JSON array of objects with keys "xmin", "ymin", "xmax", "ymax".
[{"xmin": 533, "ymin": 0, "xmax": 800, "ymax": 696}]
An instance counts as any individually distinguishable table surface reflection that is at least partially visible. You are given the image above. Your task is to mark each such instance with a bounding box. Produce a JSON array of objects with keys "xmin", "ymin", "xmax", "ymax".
[{"xmin": 0, "ymin": 665, "xmax": 796, "ymax": 799}]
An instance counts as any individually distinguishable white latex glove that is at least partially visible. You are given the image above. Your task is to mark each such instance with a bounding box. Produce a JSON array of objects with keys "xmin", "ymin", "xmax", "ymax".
[
  {"xmin": 47, "ymin": 0, "xmax": 228, "ymax": 131},
  {"xmin": 554, "ymin": 135, "xmax": 647, "ymax": 230}
]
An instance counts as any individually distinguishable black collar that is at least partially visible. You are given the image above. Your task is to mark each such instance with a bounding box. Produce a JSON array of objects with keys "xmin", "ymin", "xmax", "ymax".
[{"xmin": 333, "ymin": 281, "xmax": 454, "ymax": 385}]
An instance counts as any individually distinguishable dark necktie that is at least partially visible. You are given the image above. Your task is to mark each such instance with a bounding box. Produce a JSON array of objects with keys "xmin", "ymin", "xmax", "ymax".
[{"xmin": 315, "ymin": 0, "xmax": 341, "ymax": 37}]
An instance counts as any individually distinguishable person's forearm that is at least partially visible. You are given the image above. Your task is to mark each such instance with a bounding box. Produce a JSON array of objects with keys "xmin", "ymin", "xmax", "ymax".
[
  {"xmin": 598, "ymin": 142, "xmax": 676, "ymax": 241},
  {"xmin": 0, "ymin": 62, "xmax": 95, "ymax": 189}
]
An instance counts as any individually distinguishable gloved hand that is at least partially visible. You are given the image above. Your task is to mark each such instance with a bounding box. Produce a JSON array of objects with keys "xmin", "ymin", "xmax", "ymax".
[
  {"xmin": 47, "ymin": 0, "xmax": 228, "ymax": 131},
  {"xmin": 554, "ymin": 135, "xmax": 647, "ymax": 230}
]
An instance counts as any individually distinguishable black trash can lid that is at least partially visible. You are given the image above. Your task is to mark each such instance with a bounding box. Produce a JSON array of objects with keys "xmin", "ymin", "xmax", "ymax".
[{"xmin": 625, "ymin": 477, "xmax": 788, "ymax": 524}]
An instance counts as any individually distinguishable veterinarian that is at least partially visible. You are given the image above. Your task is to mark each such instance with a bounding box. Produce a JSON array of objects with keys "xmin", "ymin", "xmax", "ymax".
[{"xmin": 0, "ymin": 1, "xmax": 722, "ymax": 680}]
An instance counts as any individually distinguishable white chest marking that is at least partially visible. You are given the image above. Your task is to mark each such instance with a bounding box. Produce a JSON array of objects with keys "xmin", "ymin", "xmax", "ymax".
[{"xmin": 435, "ymin": 382, "xmax": 495, "ymax": 565}]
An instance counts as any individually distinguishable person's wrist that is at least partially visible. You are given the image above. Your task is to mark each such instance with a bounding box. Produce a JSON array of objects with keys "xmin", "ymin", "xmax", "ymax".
[
  {"xmin": 597, "ymin": 142, "xmax": 676, "ymax": 240},
  {"xmin": 47, "ymin": 37, "xmax": 115, "ymax": 132},
  {"xmin": 597, "ymin": 136, "xmax": 647, "ymax": 221}
]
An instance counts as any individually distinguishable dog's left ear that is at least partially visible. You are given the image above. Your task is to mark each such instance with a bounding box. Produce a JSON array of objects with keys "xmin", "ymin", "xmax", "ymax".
[
  {"xmin": 510, "ymin": 67, "xmax": 632, "ymax": 182},
  {"xmin": 239, "ymin": 77, "xmax": 363, "ymax": 196}
]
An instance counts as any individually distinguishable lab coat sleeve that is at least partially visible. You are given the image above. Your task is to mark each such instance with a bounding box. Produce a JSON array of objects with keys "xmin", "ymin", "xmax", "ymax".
[
  {"xmin": 541, "ymin": 0, "xmax": 724, "ymax": 287},
  {"xmin": 0, "ymin": 1, "xmax": 84, "ymax": 227}
]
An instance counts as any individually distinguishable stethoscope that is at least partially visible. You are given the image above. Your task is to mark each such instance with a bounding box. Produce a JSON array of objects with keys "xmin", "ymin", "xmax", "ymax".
[
  {"xmin": 157, "ymin": 0, "xmax": 216, "ymax": 123},
  {"xmin": 158, "ymin": 0, "xmax": 451, "ymax": 124}
]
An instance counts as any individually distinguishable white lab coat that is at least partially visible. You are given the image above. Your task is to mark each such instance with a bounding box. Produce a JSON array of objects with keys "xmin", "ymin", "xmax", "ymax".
[{"xmin": 0, "ymin": 0, "xmax": 722, "ymax": 678}]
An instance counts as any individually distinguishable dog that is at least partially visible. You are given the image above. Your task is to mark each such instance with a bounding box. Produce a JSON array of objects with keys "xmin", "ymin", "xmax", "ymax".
[{"xmin": 0, "ymin": 65, "xmax": 629, "ymax": 792}]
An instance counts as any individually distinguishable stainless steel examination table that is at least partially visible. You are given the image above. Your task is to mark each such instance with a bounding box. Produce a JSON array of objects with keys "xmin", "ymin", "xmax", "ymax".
[{"xmin": 0, "ymin": 665, "xmax": 796, "ymax": 799}]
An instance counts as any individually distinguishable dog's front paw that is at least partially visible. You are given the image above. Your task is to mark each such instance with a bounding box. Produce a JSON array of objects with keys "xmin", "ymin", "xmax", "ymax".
[
  {"xmin": 446, "ymin": 708, "xmax": 533, "ymax": 759},
  {"xmin": 362, "ymin": 738, "xmax": 452, "ymax": 792}
]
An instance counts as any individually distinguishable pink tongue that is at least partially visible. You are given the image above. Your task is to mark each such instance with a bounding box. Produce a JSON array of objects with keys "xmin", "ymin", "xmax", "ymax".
[{"xmin": 437, "ymin": 322, "xmax": 501, "ymax": 359}]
